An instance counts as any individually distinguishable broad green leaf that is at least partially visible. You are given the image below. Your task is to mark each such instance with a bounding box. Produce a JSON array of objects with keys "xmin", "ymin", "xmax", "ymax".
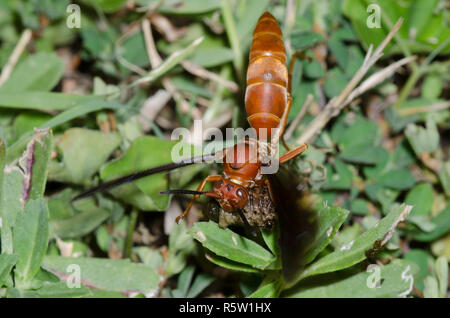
[
  {"xmin": 158, "ymin": 0, "xmax": 220, "ymax": 14},
  {"xmin": 324, "ymin": 68, "xmax": 348, "ymax": 98},
  {"xmin": 236, "ymin": 0, "xmax": 270, "ymax": 51},
  {"xmin": 190, "ymin": 221, "xmax": 275, "ymax": 269},
  {"xmin": 171, "ymin": 76, "xmax": 214, "ymax": 99},
  {"xmin": 177, "ymin": 265, "xmax": 195, "ymax": 298},
  {"xmin": 407, "ymin": 0, "xmax": 439, "ymax": 39},
  {"xmin": 48, "ymin": 128, "xmax": 121, "ymax": 185},
  {"xmin": 405, "ymin": 183, "xmax": 434, "ymax": 217},
  {"xmin": 24, "ymin": 129, "xmax": 53, "ymax": 201},
  {"xmin": 300, "ymin": 206, "xmax": 349, "ymax": 266},
  {"xmin": 435, "ymin": 256, "xmax": 448, "ymax": 298},
  {"xmin": 0, "ymin": 254, "xmax": 17, "ymax": 286},
  {"xmin": 304, "ymin": 60, "xmax": 325, "ymax": 79},
  {"xmin": 421, "ymin": 74, "xmax": 443, "ymax": 99},
  {"xmin": 0, "ymin": 92, "xmax": 101, "ymax": 111},
  {"xmin": 42, "ymin": 256, "xmax": 161, "ymax": 297},
  {"xmin": 324, "ymin": 159, "xmax": 353, "ymax": 190},
  {"xmin": 165, "ymin": 221, "xmax": 196, "ymax": 277},
  {"xmin": 331, "ymin": 115, "xmax": 379, "ymax": 149},
  {"xmin": 439, "ymin": 161, "xmax": 450, "ymax": 197},
  {"xmin": 350, "ymin": 199, "xmax": 369, "ymax": 216},
  {"xmin": 285, "ymin": 260, "xmax": 419, "ymax": 298},
  {"xmin": 294, "ymin": 205, "xmax": 412, "ymax": 285},
  {"xmin": 81, "ymin": 0, "xmax": 127, "ymax": 12},
  {"xmin": 36, "ymin": 282, "xmax": 92, "ymax": 298},
  {"xmin": 340, "ymin": 145, "xmax": 385, "ymax": 165},
  {"xmin": 411, "ymin": 207, "xmax": 450, "ymax": 242},
  {"xmin": 49, "ymin": 197, "xmax": 110, "ymax": 239},
  {"xmin": 204, "ymin": 252, "xmax": 260, "ymax": 273},
  {"xmin": 100, "ymin": 136, "xmax": 184, "ymax": 211},
  {"xmin": 378, "ymin": 169, "xmax": 415, "ymax": 190},
  {"xmin": 328, "ymin": 37, "xmax": 348, "ymax": 70},
  {"xmin": 133, "ymin": 247, "xmax": 163, "ymax": 271},
  {"xmin": 248, "ymin": 277, "xmax": 282, "ymax": 298},
  {"xmin": 186, "ymin": 273, "xmax": 215, "ymax": 298},
  {"xmin": 423, "ymin": 276, "xmax": 439, "ymax": 298},
  {"xmin": 13, "ymin": 198, "xmax": 49, "ymax": 287},
  {"xmin": 11, "ymin": 113, "xmax": 53, "ymax": 143},
  {"xmin": 405, "ymin": 118, "xmax": 440, "ymax": 155},
  {"xmin": 6, "ymin": 99, "xmax": 122, "ymax": 163},
  {"xmin": 0, "ymin": 52, "xmax": 64, "ymax": 93},
  {"xmin": 0, "ymin": 166, "xmax": 24, "ymax": 254},
  {"xmin": 404, "ymin": 249, "xmax": 434, "ymax": 293}
]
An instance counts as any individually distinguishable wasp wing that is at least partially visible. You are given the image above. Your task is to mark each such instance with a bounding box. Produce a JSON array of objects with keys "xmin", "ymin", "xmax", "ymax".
[{"xmin": 267, "ymin": 165, "xmax": 318, "ymax": 283}]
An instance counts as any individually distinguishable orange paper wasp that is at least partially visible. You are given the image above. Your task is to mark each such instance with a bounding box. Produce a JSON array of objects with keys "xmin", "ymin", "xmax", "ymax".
[{"xmin": 73, "ymin": 12, "xmax": 315, "ymax": 282}]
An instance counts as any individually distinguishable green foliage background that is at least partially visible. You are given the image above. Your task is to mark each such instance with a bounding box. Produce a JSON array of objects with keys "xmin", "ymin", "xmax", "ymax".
[{"xmin": 0, "ymin": 0, "xmax": 449, "ymax": 298}]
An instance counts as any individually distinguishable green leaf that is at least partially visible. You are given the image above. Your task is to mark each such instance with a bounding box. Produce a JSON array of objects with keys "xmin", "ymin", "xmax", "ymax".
[
  {"xmin": 405, "ymin": 183, "xmax": 434, "ymax": 217},
  {"xmin": 204, "ymin": 252, "xmax": 260, "ymax": 273},
  {"xmin": 328, "ymin": 37, "xmax": 348, "ymax": 70},
  {"xmin": 324, "ymin": 68, "xmax": 348, "ymax": 98},
  {"xmin": 190, "ymin": 221, "xmax": 275, "ymax": 269},
  {"xmin": 0, "ymin": 254, "xmax": 17, "ymax": 286},
  {"xmin": 304, "ymin": 60, "xmax": 325, "ymax": 79},
  {"xmin": 42, "ymin": 256, "xmax": 161, "ymax": 296},
  {"xmin": 25, "ymin": 129, "xmax": 53, "ymax": 201},
  {"xmin": 36, "ymin": 282, "xmax": 92, "ymax": 298},
  {"xmin": 421, "ymin": 74, "xmax": 443, "ymax": 99},
  {"xmin": 248, "ymin": 277, "xmax": 282, "ymax": 298},
  {"xmin": 340, "ymin": 145, "xmax": 385, "ymax": 165},
  {"xmin": 378, "ymin": 169, "xmax": 415, "ymax": 190},
  {"xmin": 100, "ymin": 136, "xmax": 184, "ymax": 211},
  {"xmin": 49, "ymin": 196, "xmax": 110, "ymax": 239},
  {"xmin": 157, "ymin": 0, "xmax": 220, "ymax": 14},
  {"xmin": 407, "ymin": 0, "xmax": 440, "ymax": 39},
  {"xmin": 13, "ymin": 198, "xmax": 49, "ymax": 286},
  {"xmin": 6, "ymin": 99, "xmax": 122, "ymax": 163},
  {"xmin": 0, "ymin": 52, "xmax": 64, "ymax": 93},
  {"xmin": 439, "ymin": 161, "xmax": 450, "ymax": 197},
  {"xmin": 331, "ymin": 115, "xmax": 379, "ymax": 149},
  {"xmin": 186, "ymin": 273, "xmax": 215, "ymax": 298},
  {"xmin": 350, "ymin": 199, "xmax": 369, "ymax": 216},
  {"xmin": 177, "ymin": 265, "xmax": 195, "ymax": 297},
  {"xmin": 301, "ymin": 206, "xmax": 349, "ymax": 266},
  {"xmin": 0, "ymin": 92, "xmax": 101, "ymax": 111},
  {"xmin": 405, "ymin": 118, "xmax": 440, "ymax": 155},
  {"xmin": 285, "ymin": 260, "xmax": 419, "ymax": 298},
  {"xmin": 294, "ymin": 205, "xmax": 412, "ymax": 284},
  {"xmin": 81, "ymin": 0, "xmax": 127, "ymax": 12},
  {"xmin": 404, "ymin": 249, "xmax": 434, "ymax": 293},
  {"xmin": 411, "ymin": 207, "xmax": 450, "ymax": 242},
  {"xmin": 324, "ymin": 159, "xmax": 353, "ymax": 190},
  {"xmin": 423, "ymin": 276, "xmax": 439, "ymax": 298},
  {"xmin": 49, "ymin": 128, "xmax": 121, "ymax": 185},
  {"xmin": 435, "ymin": 256, "xmax": 448, "ymax": 298}
]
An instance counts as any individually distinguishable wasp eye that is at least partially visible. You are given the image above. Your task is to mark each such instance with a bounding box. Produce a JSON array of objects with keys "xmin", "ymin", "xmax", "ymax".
[{"xmin": 236, "ymin": 188, "xmax": 244, "ymax": 198}]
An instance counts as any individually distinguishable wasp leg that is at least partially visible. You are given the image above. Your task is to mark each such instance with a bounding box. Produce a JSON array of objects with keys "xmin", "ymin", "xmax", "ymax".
[
  {"xmin": 279, "ymin": 143, "xmax": 308, "ymax": 163},
  {"xmin": 175, "ymin": 175, "xmax": 223, "ymax": 223},
  {"xmin": 288, "ymin": 51, "xmax": 312, "ymax": 94}
]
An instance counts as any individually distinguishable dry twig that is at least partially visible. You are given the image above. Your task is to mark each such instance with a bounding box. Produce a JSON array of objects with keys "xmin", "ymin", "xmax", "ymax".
[{"xmin": 0, "ymin": 29, "xmax": 32, "ymax": 87}]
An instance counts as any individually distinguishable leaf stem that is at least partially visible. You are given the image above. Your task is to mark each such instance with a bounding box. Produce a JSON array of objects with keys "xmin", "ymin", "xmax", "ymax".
[{"xmin": 124, "ymin": 208, "xmax": 139, "ymax": 259}]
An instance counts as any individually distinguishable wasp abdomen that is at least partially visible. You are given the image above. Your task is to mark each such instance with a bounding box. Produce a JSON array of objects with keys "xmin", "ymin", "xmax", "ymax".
[{"xmin": 245, "ymin": 11, "xmax": 288, "ymax": 138}]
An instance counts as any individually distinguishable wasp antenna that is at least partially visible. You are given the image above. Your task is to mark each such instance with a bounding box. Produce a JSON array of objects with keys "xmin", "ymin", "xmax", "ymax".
[
  {"xmin": 160, "ymin": 189, "xmax": 205, "ymax": 195},
  {"xmin": 160, "ymin": 189, "xmax": 220, "ymax": 199}
]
